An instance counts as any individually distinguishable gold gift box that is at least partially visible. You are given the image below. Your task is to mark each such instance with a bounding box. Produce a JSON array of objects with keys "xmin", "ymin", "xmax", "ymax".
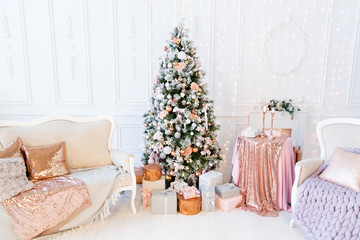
[
  {"xmin": 143, "ymin": 164, "xmax": 161, "ymax": 181},
  {"xmin": 135, "ymin": 169, "xmax": 143, "ymax": 184},
  {"xmin": 177, "ymin": 193, "xmax": 201, "ymax": 216}
]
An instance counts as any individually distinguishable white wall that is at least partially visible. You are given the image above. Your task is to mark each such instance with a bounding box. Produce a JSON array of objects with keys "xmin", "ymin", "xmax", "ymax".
[{"xmin": 1, "ymin": 0, "xmax": 360, "ymax": 180}]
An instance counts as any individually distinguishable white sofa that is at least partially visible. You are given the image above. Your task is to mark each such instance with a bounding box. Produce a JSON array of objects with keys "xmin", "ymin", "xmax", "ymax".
[
  {"xmin": 290, "ymin": 118, "xmax": 360, "ymax": 227},
  {"xmin": 0, "ymin": 115, "xmax": 137, "ymax": 239}
]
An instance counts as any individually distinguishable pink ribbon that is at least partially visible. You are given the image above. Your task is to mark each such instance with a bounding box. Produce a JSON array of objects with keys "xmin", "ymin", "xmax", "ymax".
[{"xmin": 140, "ymin": 188, "xmax": 152, "ymax": 209}]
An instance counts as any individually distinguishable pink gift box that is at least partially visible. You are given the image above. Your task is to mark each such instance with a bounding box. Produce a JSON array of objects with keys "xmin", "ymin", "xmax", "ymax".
[
  {"xmin": 215, "ymin": 194, "xmax": 242, "ymax": 212},
  {"xmin": 181, "ymin": 186, "xmax": 200, "ymax": 199}
]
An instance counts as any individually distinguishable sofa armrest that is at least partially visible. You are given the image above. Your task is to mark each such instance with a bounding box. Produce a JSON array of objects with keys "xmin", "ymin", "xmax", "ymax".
[
  {"xmin": 291, "ymin": 158, "xmax": 324, "ymax": 210},
  {"xmin": 110, "ymin": 150, "xmax": 135, "ymax": 177}
]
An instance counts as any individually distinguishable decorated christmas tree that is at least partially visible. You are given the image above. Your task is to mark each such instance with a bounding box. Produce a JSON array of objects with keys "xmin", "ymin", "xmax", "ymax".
[{"xmin": 142, "ymin": 21, "xmax": 223, "ymax": 184}]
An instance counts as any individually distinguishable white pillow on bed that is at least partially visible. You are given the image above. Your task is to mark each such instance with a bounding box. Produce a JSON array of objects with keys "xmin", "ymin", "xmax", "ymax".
[{"xmin": 320, "ymin": 147, "xmax": 360, "ymax": 192}]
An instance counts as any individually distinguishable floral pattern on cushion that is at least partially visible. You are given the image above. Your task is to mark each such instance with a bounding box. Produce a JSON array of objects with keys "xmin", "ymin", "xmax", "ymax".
[{"xmin": 0, "ymin": 157, "xmax": 34, "ymax": 202}]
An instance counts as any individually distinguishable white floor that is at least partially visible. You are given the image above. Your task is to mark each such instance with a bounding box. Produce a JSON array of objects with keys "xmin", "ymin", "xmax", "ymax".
[{"xmin": 53, "ymin": 185, "xmax": 308, "ymax": 240}]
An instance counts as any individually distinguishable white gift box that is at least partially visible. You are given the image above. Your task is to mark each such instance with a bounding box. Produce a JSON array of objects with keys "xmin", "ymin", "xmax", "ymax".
[
  {"xmin": 152, "ymin": 189, "xmax": 177, "ymax": 214},
  {"xmin": 240, "ymin": 127, "xmax": 259, "ymax": 138},
  {"xmin": 199, "ymin": 170, "xmax": 223, "ymax": 191}
]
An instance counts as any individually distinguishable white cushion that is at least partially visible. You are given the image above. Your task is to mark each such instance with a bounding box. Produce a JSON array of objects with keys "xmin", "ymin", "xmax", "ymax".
[{"xmin": 319, "ymin": 147, "xmax": 360, "ymax": 192}]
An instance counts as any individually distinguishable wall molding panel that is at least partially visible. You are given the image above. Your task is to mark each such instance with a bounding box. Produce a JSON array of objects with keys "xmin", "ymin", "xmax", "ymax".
[
  {"xmin": 0, "ymin": 0, "xmax": 31, "ymax": 105},
  {"xmin": 49, "ymin": 0, "xmax": 92, "ymax": 105},
  {"xmin": 116, "ymin": 124, "xmax": 144, "ymax": 153},
  {"xmin": 347, "ymin": 2, "xmax": 360, "ymax": 107},
  {"xmin": 113, "ymin": 0, "xmax": 151, "ymax": 106}
]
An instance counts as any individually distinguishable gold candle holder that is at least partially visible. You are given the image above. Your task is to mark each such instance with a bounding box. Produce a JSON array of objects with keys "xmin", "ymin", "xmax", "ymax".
[
  {"xmin": 260, "ymin": 110, "xmax": 266, "ymax": 138},
  {"xmin": 268, "ymin": 109, "xmax": 275, "ymax": 140}
]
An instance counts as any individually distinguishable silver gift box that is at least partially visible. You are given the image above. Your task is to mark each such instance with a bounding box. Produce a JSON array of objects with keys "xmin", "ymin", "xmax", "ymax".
[
  {"xmin": 201, "ymin": 186, "xmax": 215, "ymax": 212},
  {"xmin": 215, "ymin": 183, "xmax": 240, "ymax": 199},
  {"xmin": 199, "ymin": 170, "xmax": 223, "ymax": 191},
  {"xmin": 151, "ymin": 189, "xmax": 177, "ymax": 214}
]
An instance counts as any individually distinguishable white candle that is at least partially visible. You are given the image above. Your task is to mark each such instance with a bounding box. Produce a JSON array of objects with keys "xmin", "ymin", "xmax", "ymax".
[
  {"xmin": 271, "ymin": 108, "xmax": 275, "ymax": 113},
  {"xmin": 263, "ymin": 105, "xmax": 267, "ymax": 112}
]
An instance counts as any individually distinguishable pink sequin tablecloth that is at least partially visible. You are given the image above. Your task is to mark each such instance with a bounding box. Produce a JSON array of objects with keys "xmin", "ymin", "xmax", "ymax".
[{"xmin": 231, "ymin": 135, "xmax": 295, "ymax": 217}]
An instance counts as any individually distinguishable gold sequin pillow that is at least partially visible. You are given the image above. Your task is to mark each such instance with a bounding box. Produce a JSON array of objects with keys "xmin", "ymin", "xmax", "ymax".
[
  {"xmin": 0, "ymin": 137, "xmax": 23, "ymax": 158},
  {"xmin": 22, "ymin": 142, "xmax": 70, "ymax": 181}
]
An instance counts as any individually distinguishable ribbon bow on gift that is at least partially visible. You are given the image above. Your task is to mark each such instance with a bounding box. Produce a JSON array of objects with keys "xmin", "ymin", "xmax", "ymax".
[
  {"xmin": 160, "ymin": 189, "xmax": 176, "ymax": 196},
  {"xmin": 140, "ymin": 188, "xmax": 152, "ymax": 210}
]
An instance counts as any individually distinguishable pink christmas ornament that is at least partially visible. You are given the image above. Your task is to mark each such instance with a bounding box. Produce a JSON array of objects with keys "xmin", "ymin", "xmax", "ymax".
[
  {"xmin": 190, "ymin": 82, "xmax": 199, "ymax": 92},
  {"xmin": 159, "ymin": 110, "xmax": 168, "ymax": 119},
  {"xmin": 174, "ymin": 62, "xmax": 185, "ymax": 71}
]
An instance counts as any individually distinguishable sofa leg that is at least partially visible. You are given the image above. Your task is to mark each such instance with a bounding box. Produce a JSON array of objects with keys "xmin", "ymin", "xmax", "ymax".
[
  {"xmin": 131, "ymin": 188, "xmax": 137, "ymax": 214},
  {"xmin": 289, "ymin": 219, "xmax": 295, "ymax": 228}
]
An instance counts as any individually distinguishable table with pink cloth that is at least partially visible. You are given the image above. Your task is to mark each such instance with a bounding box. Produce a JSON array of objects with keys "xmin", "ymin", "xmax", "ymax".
[{"xmin": 231, "ymin": 135, "xmax": 295, "ymax": 217}]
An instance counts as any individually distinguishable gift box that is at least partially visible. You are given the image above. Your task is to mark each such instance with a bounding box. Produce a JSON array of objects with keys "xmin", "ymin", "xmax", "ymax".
[
  {"xmin": 142, "ymin": 176, "xmax": 165, "ymax": 206},
  {"xmin": 199, "ymin": 170, "xmax": 223, "ymax": 191},
  {"xmin": 201, "ymin": 185, "xmax": 215, "ymax": 212},
  {"xmin": 143, "ymin": 164, "xmax": 162, "ymax": 181},
  {"xmin": 152, "ymin": 189, "xmax": 177, "ymax": 214},
  {"xmin": 215, "ymin": 194, "xmax": 242, "ymax": 212},
  {"xmin": 240, "ymin": 127, "xmax": 259, "ymax": 138},
  {"xmin": 177, "ymin": 193, "xmax": 201, "ymax": 215},
  {"xmin": 181, "ymin": 186, "xmax": 200, "ymax": 199},
  {"xmin": 135, "ymin": 168, "xmax": 143, "ymax": 184},
  {"xmin": 215, "ymin": 183, "xmax": 240, "ymax": 199},
  {"xmin": 170, "ymin": 179, "xmax": 188, "ymax": 193}
]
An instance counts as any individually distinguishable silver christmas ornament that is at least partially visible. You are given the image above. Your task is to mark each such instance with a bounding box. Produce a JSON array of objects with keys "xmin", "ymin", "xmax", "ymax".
[
  {"xmin": 177, "ymin": 51, "xmax": 186, "ymax": 60},
  {"xmin": 163, "ymin": 146, "xmax": 172, "ymax": 154},
  {"xmin": 175, "ymin": 132, "xmax": 181, "ymax": 139}
]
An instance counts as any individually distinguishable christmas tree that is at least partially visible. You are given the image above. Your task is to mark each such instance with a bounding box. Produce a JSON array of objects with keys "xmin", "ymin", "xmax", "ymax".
[{"xmin": 142, "ymin": 21, "xmax": 223, "ymax": 184}]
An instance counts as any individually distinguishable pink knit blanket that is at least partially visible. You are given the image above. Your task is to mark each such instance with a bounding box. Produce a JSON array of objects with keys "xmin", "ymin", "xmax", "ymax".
[{"xmin": 293, "ymin": 163, "xmax": 360, "ymax": 240}]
